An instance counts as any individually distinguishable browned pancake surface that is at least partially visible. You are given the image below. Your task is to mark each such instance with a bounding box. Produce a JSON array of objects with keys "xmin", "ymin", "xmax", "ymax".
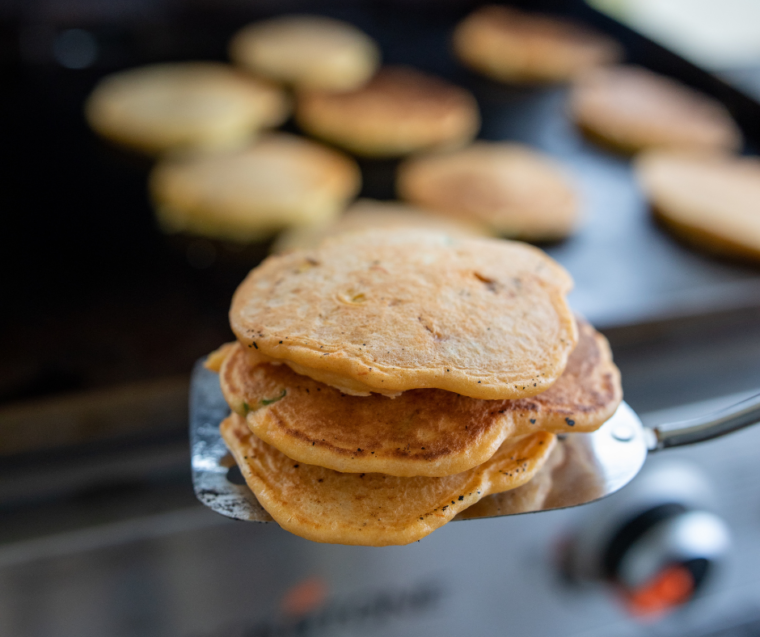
[
  {"xmin": 636, "ymin": 151, "xmax": 760, "ymax": 264},
  {"xmin": 295, "ymin": 66, "xmax": 480, "ymax": 157},
  {"xmin": 230, "ymin": 229, "xmax": 576, "ymax": 399},
  {"xmin": 453, "ymin": 5, "xmax": 621, "ymax": 83},
  {"xmin": 220, "ymin": 413, "xmax": 555, "ymax": 546},
  {"xmin": 570, "ymin": 66, "xmax": 742, "ymax": 154},
  {"xmin": 219, "ymin": 319, "xmax": 619, "ymax": 476},
  {"xmin": 397, "ymin": 142, "xmax": 579, "ymax": 241}
]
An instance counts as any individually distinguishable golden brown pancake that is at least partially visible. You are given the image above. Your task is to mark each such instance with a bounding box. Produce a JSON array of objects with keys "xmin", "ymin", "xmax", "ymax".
[
  {"xmin": 85, "ymin": 62, "xmax": 290, "ymax": 155},
  {"xmin": 150, "ymin": 133, "xmax": 361, "ymax": 242},
  {"xmin": 220, "ymin": 413, "xmax": 556, "ymax": 546},
  {"xmin": 229, "ymin": 15, "xmax": 380, "ymax": 92},
  {"xmin": 635, "ymin": 151, "xmax": 760, "ymax": 264},
  {"xmin": 397, "ymin": 142, "xmax": 579, "ymax": 241},
  {"xmin": 218, "ymin": 319, "xmax": 618, "ymax": 477},
  {"xmin": 271, "ymin": 198, "xmax": 491, "ymax": 254},
  {"xmin": 453, "ymin": 5, "xmax": 622, "ymax": 83},
  {"xmin": 295, "ymin": 66, "xmax": 480, "ymax": 157},
  {"xmin": 230, "ymin": 228, "xmax": 577, "ymax": 399},
  {"xmin": 456, "ymin": 439, "xmax": 566, "ymax": 519},
  {"xmin": 570, "ymin": 66, "xmax": 742, "ymax": 154}
]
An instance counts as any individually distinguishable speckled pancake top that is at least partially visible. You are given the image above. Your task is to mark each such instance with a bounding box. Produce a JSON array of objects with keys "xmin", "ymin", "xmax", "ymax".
[
  {"xmin": 218, "ymin": 319, "xmax": 620, "ymax": 476},
  {"xmin": 220, "ymin": 413, "xmax": 555, "ymax": 546},
  {"xmin": 230, "ymin": 229, "xmax": 577, "ymax": 399}
]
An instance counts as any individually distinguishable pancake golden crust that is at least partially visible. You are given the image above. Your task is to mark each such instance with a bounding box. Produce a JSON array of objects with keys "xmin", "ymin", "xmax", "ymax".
[
  {"xmin": 570, "ymin": 66, "xmax": 742, "ymax": 154},
  {"xmin": 295, "ymin": 66, "xmax": 480, "ymax": 157},
  {"xmin": 456, "ymin": 439, "xmax": 566, "ymax": 519},
  {"xmin": 219, "ymin": 319, "xmax": 618, "ymax": 477},
  {"xmin": 508, "ymin": 318, "xmax": 621, "ymax": 433},
  {"xmin": 150, "ymin": 133, "xmax": 361, "ymax": 242},
  {"xmin": 635, "ymin": 151, "xmax": 760, "ymax": 264},
  {"xmin": 220, "ymin": 413, "xmax": 555, "ymax": 546},
  {"xmin": 397, "ymin": 142, "xmax": 579, "ymax": 241},
  {"xmin": 453, "ymin": 5, "xmax": 622, "ymax": 84},
  {"xmin": 85, "ymin": 62, "xmax": 290, "ymax": 155},
  {"xmin": 229, "ymin": 15, "xmax": 380, "ymax": 92},
  {"xmin": 271, "ymin": 199, "xmax": 491, "ymax": 254},
  {"xmin": 230, "ymin": 229, "xmax": 577, "ymax": 399}
]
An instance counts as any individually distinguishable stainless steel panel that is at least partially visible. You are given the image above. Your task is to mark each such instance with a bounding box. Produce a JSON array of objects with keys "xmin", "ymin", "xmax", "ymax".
[{"xmin": 3, "ymin": 394, "xmax": 760, "ymax": 637}]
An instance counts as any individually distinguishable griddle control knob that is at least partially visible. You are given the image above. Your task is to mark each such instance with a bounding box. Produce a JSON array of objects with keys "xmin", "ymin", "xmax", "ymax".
[
  {"xmin": 602, "ymin": 503, "xmax": 730, "ymax": 616},
  {"xmin": 560, "ymin": 461, "xmax": 731, "ymax": 618}
]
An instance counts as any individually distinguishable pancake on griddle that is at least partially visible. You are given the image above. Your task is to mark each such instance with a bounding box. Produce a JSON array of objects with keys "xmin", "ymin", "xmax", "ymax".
[
  {"xmin": 453, "ymin": 5, "xmax": 622, "ymax": 84},
  {"xmin": 230, "ymin": 229, "xmax": 577, "ymax": 399},
  {"xmin": 85, "ymin": 62, "xmax": 290, "ymax": 155},
  {"xmin": 396, "ymin": 141, "xmax": 579, "ymax": 241},
  {"xmin": 295, "ymin": 66, "xmax": 480, "ymax": 157},
  {"xmin": 219, "ymin": 319, "xmax": 619, "ymax": 477},
  {"xmin": 570, "ymin": 66, "xmax": 742, "ymax": 154},
  {"xmin": 221, "ymin": 413, "xmax": 556, "ymax": 546},
  {"xmin": 229, "ymin": 15, "xmax": 380, "ymax": 92},
  {"xmin": 635, "ymin": 151, "xmax": 760, "ymax": 264},
  {"xmin": 271, "ymin": 198, "xmax": 491, "ymax": 254},
  {"xmin": 150, "ymin": 133, "xmax": 361, "ymax": 242}
]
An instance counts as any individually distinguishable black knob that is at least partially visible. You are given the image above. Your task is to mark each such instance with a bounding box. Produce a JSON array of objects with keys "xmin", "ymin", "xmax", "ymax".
[
  {"xmin": 602, "ymin": 503, "xmax": 728, "ymax": 616},
  {"xmin": 560, "ymin": 461, "xmax": 731, "ymax": 619}
]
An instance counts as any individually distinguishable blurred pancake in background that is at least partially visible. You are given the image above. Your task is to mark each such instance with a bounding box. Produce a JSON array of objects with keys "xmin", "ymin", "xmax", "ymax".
[
  {"xmin": 229, "ymin": 15, "xmax": 380, "ymax": 92},
  {"xmin": 295, "ymin": 66, "xmax": 480, "ymax": 157},
  {"xmin": 570, "ymin": 66, "xmax": 742, "ymax": 154},
  {"xmin": 85, "ymin": 62, "xmax": 290, "ymax": 155},
  {"xmin": 150, "ymin": 133, "xmax": 360, "ymax": 243},
  {"xmin": 220, "ymin": 412, "xmax": 556, "ymax": 546},
  {"xmin": 397, "ymin": 142, "xmax": 579, "ymax": 241},
  {"xmin": 636, "ymin": 150, "xmax": 760, "ymax": 264},
  {"xmin": 271, "ymin": 198, "xmax": 490, "ymax": 253},
  {"xmin": 453, "ymin": 5, "xmax": 622, "ymax": 83}
]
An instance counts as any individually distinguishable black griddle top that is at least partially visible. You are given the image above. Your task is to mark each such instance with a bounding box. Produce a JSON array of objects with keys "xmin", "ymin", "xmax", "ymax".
[{"xmin": 2, "ymin": 0, "xmax": 759, "ymax": 409}]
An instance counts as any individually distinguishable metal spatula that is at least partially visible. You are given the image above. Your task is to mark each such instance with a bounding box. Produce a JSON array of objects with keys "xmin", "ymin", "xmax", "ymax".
[{"xmin": 189, "ymin": 359, "xmax": 760, "ymax": 522}]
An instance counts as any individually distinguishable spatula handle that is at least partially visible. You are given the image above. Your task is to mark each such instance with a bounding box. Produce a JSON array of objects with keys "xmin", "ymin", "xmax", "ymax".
[{"xmin": 648, "ymin": 392, "xmax": 760, "ymax": 451}]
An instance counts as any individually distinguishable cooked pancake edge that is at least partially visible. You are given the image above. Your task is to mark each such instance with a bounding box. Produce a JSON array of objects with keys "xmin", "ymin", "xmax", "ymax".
[{"xmin": 220, "ymin": 413, "xmax": 556, "ymax": 546}]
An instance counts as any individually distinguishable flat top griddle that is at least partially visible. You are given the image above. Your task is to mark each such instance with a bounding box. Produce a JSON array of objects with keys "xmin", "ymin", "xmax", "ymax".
[{"xmin": 2, "ymin": 0, "xmax": 759, "ymax": 408}]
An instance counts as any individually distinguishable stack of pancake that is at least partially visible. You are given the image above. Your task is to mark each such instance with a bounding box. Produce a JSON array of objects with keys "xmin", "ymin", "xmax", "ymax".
[{"xmin": 206, "ymin": 229, "xmax": 622, "ymax": 546}]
